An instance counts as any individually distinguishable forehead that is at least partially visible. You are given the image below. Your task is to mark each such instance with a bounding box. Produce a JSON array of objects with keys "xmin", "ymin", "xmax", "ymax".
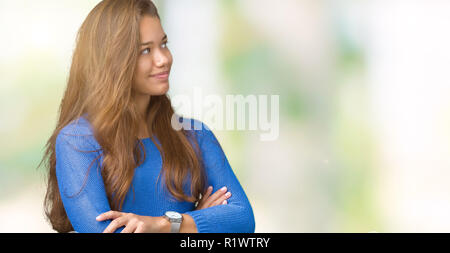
[{"xmin": 139, "ymin": 15, "xmax": 164, "ymax": 42}]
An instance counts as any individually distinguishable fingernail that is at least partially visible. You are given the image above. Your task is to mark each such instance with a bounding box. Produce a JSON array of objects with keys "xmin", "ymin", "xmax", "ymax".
[
  {"xmin": 208, "ymin": 186, "xmax": 212, "ymax": 191},
  {"xmin": 220, "ymin": 186, "xmax": 227, "ymax": 192},
  {"xmin": 225, "ymin": 192, "xmax": 231, "ymax": 197},
  {"xmin": 96, "ymin": 215, "xmax": 101, "ymax": 220},
  {"xmin": 222, "ymin": 200, "xmax": 227, "ymax": 205}
]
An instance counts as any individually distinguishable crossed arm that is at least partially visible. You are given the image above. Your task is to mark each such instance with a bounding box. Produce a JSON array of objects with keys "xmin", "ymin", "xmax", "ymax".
[
  {"xmin": 93, "ymin": 185, "xmax": 232, "ymax": 233},
  {"xmin": 55, "ymin": 119, "xmax": 255, "ymax": 233}
]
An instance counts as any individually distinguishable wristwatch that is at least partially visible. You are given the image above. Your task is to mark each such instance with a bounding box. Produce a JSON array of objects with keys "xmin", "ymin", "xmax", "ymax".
[{"xmin": 163, "ymin": 211, "xmax": 183, "ymax": 233}]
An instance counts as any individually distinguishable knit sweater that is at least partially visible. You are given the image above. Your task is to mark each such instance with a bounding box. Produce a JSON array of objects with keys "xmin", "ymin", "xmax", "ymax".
[{"xmin": 55, "ymin": 115, "xmax": 255, "ymax": 233}]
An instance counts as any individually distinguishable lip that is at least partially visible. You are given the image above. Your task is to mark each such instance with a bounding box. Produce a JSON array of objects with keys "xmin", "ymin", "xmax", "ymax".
[{"xmin": 150, "ymin": 71, "xmax": 169, "ymax": 80}]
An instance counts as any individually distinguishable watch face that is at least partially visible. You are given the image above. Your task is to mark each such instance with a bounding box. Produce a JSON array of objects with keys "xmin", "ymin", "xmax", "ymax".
[{"xmin": 166, "ymin": 211, "xmax": 182, "ymax": 219}]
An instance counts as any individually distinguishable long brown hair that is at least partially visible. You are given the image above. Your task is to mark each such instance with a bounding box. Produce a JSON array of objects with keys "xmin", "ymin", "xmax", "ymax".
[{"xmin": 38, "ymin": 0, "xmax": 207, "ymax": 232}]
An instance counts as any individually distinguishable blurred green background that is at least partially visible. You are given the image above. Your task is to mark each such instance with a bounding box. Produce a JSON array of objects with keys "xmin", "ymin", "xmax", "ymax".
[{"xmin": 1, "ymin": 0, "xmax": 450, "ymax": 232}]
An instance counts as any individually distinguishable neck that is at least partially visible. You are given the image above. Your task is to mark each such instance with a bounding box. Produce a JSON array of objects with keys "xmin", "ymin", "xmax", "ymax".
[
  {"xmin": 135, "ymin": 93, "xmax": 152, "ymax": 138},
  {"xmin": 135, "ymin": 94, "xmax": 150, "ymax": 120}
]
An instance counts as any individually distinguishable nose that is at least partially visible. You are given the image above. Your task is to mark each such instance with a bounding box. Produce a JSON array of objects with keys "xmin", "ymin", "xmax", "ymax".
[{"xmin": 153, "ymin": 49, "xmax": 169, "ymax": 67}]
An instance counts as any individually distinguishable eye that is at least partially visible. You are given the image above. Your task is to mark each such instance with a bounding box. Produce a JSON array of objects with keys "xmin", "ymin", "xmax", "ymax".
[
  {"xmin": 162, "ymin": 41, "xmax": 169, "ymax": 48},
  {"xmin": 141, "ymin": 48, "xmax": 150, "ymax": 55}
]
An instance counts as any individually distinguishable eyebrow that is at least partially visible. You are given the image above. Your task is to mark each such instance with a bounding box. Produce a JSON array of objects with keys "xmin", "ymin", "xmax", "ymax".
[{"xmin": 140, "ymin": 34, "xmax": 167, "ymax": 46}]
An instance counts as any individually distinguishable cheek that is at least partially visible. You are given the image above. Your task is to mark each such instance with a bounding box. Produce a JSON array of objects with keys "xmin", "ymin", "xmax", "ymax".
[
  {"xmin": 133, "ymin": 62, "xmax": 149, "ymax": 91},
  {"xmin": 137, "ymin": 60, "xmax": 152, "ymax": 78}
]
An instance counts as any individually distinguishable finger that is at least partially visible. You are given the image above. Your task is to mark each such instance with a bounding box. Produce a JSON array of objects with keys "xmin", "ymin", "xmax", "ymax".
[
  {"xmin": 103, "ymin": 216, "xmax": 128, "ymax": 233},
  {"xmin": 211, "ymin": 191, "xmax": 232, "ymax": 207},
  {"xmin": 197, "ymin": 186, "xmax": 213, "ymax": 208},
  {"xmin": 96, "ymin": 210, "xmax": 124, "ymax": 221},
  {"xmin": 121, "ymin": 222, "xmax": 138, "ymax": 233},
  {"xmin": 135, "ymin": 227, "xmax": 144, "ymax": 233},
  {"xmin": 203, "ymin": 186, "xmax": 228, "ymax": 208},
  {"xmin": 202, "ymin": 186, "xmax": 213, "ymax": 201},
  {"xmin": 134, "ymin": 222, "xmax": 146, "ymax": 233}
]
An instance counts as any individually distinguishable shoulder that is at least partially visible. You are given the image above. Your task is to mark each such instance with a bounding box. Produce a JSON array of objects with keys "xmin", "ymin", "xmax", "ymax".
[
  {"xmin": 56, "ymin": 115, "xmax": 101, "ymax": 151},
  {"xmin": 59, "ymin": 115, "xmax": 94, "ymax": 136},
  {"xmin": 179, "ymin": 117, "xmax": 211, "ymax": 132},
  {"xmin": 179, "ymin": 116, "xmax": 218, "ymax": 147}
]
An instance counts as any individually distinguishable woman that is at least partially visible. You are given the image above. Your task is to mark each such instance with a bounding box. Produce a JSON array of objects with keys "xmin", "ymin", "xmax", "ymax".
[{"xmin": 39, "ymin": 0, "xmax": 255, "ymax": 233}]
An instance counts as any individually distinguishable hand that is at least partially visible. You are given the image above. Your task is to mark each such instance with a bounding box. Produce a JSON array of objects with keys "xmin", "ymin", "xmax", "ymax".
[
  {"xmin": 195, "ymin": 186, "xmax": 232, "ymax": 210},
  {"xmin": 96, "ymin": 211, "xmax": 167, "ymax": 233}
]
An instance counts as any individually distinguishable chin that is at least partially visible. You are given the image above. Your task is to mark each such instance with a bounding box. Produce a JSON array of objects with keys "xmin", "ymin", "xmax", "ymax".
[{"xmin": 153, "ymin": 82, "xmax": 169, "ymax": 95}]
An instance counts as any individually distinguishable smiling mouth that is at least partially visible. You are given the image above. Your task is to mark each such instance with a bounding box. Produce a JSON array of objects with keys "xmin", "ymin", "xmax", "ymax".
[{"xmin": 150, "ymin": 71, "xmax": 169, "ymax": 77}]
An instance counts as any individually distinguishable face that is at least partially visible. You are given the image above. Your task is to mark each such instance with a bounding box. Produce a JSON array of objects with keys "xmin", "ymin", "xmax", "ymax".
[{"xmin": 133, "ymin": 15, "xmax": 172, "ymax": 97}]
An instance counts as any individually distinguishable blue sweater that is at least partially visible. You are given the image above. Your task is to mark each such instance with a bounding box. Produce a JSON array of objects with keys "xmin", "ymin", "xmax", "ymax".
[{"xmin": 55, "ymin": 116, "xmax": 255, "ymax": 233}]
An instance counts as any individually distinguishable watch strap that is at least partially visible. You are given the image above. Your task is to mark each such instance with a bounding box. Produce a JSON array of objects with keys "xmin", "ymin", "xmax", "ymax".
[{"xmin": 170, "ymin": 221, "xmax": 181, "ymax": 233}]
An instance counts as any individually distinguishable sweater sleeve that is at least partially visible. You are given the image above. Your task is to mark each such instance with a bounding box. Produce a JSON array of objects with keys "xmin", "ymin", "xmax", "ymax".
[
  {"xmin": 55, "ymin": 128, "xmax": 123, "ymax": 233},
  {"xmin": 184, "ymin": 119, "xmax": 256, "ymax": 233}
]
